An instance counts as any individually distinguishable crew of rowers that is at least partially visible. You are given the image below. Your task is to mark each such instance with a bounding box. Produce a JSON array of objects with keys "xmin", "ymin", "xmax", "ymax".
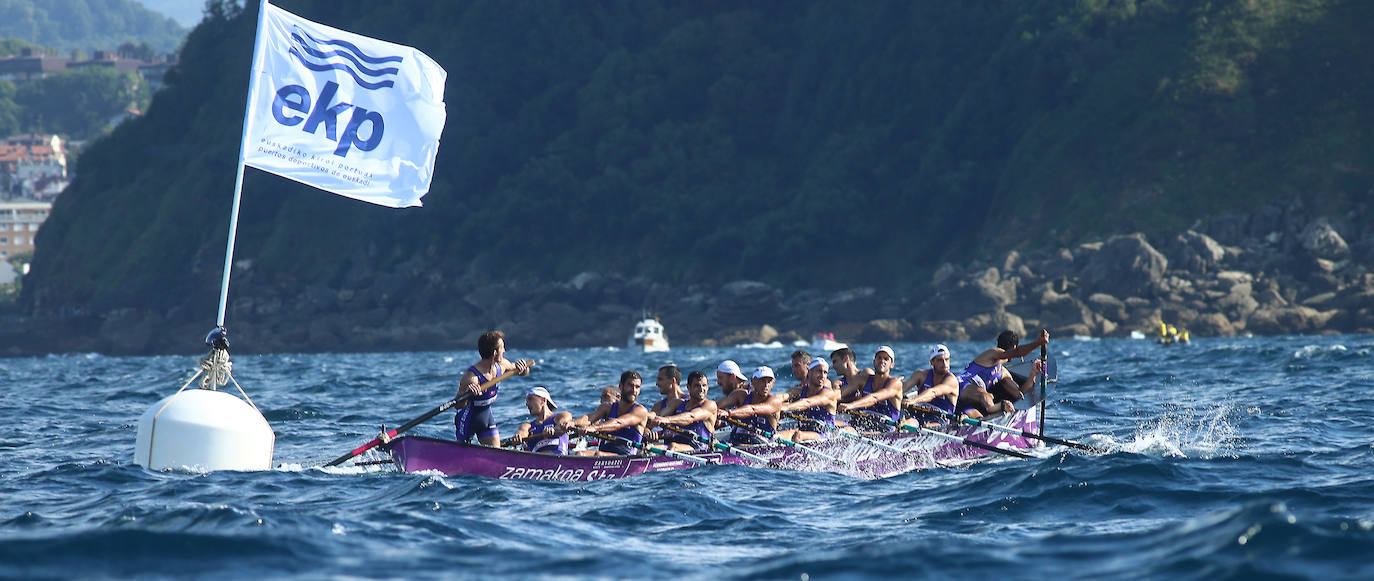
[{"xmin": 453, "ymin": 329, "xmax": 1049, "ymax": 456}]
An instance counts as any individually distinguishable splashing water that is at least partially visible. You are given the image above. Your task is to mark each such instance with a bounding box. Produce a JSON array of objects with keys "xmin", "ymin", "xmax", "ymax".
[{"xmin": 1120, "ymin": 400, "xmax": 1240, "ymax": 458}]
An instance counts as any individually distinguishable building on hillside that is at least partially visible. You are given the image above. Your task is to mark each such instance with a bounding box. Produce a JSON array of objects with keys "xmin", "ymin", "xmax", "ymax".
[
  {"xmin": 0, "ymin": 200, "xmax": 51, "ymax": 259},
  {"xmin": 31, "ymin": 175, "xmax": 69, "ymax": 202},
  {"xmin": 139, "ymin": 55, "xmax": 178, "ymax": 92},
  {"xmin": 68, "ymin": 50, "xmax": 146, "ymax": 74},
  {"xmin": 0, "ymin": 134, "xmax": 68, "ymax": 200},
  {"xmin": 0, "ymin": 48, "xmax": 70, "ymax": 82}
]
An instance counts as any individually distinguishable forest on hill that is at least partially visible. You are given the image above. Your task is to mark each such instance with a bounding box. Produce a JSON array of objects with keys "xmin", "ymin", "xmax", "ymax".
[
  {"xmin": 18, "ymin": 0, "xmax": 1374, "ymax": 342},
  {"xmin": 0, "ymin": 0, "xmax": 185, "ymax": 55},
  {"xmin": 0, "ymin": 48, "xmax": 150, "ymax": 141}
]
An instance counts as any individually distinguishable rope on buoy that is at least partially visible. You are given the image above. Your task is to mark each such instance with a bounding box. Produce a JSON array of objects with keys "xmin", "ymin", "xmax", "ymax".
[
  {"xmin": 197, "ymin": 347, "xmax": 263, "ymax": 413},
  {"xmin": 199, "ymin": 348, "xmax": 233, "ymax": 390}
]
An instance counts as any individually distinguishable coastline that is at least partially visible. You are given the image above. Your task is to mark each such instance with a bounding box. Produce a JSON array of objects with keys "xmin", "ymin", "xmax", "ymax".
[{"xmin": 3, "ymin": 211, "xmax": 1370, "ymax": 357}]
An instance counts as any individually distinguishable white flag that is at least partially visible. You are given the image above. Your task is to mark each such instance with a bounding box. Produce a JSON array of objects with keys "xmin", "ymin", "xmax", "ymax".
[{"xmin": 242, "ymin": 3, "xmax": 447, "ymax": 208}]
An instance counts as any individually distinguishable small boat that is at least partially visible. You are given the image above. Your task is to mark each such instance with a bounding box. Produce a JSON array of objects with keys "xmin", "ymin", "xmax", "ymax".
[
  {"xmin": 383, "ymin": 408, "xmax": 1041, "ymax": 480},
  {"xmin": 628, "ymin": 316, "xmax": 670, "ymax": 352},
  {"xmin": 810, "ymin": 332, "xmax": 847, "ymax": 353}
]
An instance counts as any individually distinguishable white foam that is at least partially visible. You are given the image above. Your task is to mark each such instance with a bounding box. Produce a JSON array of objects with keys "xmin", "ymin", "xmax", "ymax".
[
  {"xmin": 1292, "ymin": 344, "xmax": 1348, "ymax": 359},
  {"xmin": 1115, "ymin": 400, "xmax": 1240, "ymax": 459},
  {"xmin": 735, "ymin": 341, "xmax": 784, "ymax": 349}
]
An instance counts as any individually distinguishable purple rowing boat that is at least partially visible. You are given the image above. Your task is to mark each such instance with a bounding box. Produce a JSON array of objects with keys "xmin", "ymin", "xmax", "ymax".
[{"xmin": 383, "ymin": 408, "xmax": 1041, "ymax": 480}]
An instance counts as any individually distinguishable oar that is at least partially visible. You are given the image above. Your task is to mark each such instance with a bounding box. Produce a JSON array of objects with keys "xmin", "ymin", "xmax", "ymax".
[
  {"xmin": 878, "ymin": 418, "xmax": 1033, "ymax": 460},
  {"xmin": 580, "ymin": 430, "xmax": 710, "ymax": 465},
  {"xmin": 657, "ymin": 423, "xmax": 773, "ymax": 465},
  {"xmin": 1037, "ymin": 343, "xmax": 1047, "ymax": 434},
  {"xmin": 908, "ymin": 405, "xmax": 1105, "ymax": 453},
  {"xmin": 721, "ymin": 416, "xmax": 855, "ymax": 470},
  {"xmin": 324, "ymin": 360, "xmax": 533, "ymax": 467},
  {"xmin": 781, "ymin": 411, "xmax": 920, "ymax": 460}
]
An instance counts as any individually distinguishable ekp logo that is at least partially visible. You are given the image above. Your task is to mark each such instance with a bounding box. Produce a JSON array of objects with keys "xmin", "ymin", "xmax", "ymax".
[{"xmin": 270, "ymin": 25, "xmax": 401, "ymax": 157}]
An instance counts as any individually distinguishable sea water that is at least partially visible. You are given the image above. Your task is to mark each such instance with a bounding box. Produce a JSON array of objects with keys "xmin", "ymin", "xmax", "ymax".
[{"xmin": 2, "ymin": 336, "xmax": 1373, "ymax": 579}]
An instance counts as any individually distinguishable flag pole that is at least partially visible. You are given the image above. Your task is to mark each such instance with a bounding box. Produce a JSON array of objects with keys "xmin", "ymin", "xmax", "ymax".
[{"xmin": 215, "ymin": 0, "xmax": 272, "ymax": 329}]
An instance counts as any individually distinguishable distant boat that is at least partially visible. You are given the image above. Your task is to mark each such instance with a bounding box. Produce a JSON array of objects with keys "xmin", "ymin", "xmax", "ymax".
[
  {"xmin": 629, "ymin": 317, "xmax": 670, "ymax": 352},
  {"xmin": 811, "ymin": 332, "xmax": 847, "ymax": 353}
]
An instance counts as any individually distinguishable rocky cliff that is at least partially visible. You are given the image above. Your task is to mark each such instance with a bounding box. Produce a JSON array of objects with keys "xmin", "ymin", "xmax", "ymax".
[{"xmin": 4, "ymin": 202, "xmax": 1367, "ymax": 356}]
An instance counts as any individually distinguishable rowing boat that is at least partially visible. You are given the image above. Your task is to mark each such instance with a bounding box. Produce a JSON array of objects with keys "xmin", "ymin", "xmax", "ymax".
[{"xmin": 381, "ymin": 407, "xmax": 1040, "ymax": 480}]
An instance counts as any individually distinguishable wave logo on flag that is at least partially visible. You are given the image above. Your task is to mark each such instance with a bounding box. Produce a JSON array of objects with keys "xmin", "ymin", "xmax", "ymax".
[
  {"xmin": 286, "ymin": 25, "xmax": 401, "ymax": 91},
  {"xmin": 242, "ymin": 3, "xmax": 447, "ymax": 208}
]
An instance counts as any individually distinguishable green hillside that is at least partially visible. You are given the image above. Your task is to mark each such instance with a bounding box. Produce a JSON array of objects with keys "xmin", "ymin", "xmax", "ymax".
[
  {"xmin": 21, "ymin": 0, "xmax": 1374, "ymax": 320},
  {"xmin": 0, "ymin": 0, "xmax": 186, "ymax": 55}
]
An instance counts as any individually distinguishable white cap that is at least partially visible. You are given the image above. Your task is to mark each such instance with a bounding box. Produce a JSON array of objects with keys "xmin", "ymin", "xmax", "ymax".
[
  {"xmin": 876, "ymin": 345, "xmax": 896, "ymax": 362},
  {"xmin": 752, "ymin": 366, "xmax": 775, "ymax": 380},
  {"xmin": 717, "ymin": 360, "xmax": 746, "ymax": 379},
  {"xmin": 526, "ymin": 386, "xmax": 558, "ymax": 409},
  {"xmin": 808, "ymin": 358, "xmax": 830, "ymax": 371},
  {"xmin": 929, "ymin": 344, "xmax": 950, "ymax": 361}
]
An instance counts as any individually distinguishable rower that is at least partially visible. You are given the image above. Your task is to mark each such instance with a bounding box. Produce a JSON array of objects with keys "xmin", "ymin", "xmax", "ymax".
[
  {"xmin": 578, "ymin": 370, "xmax": 649, "ymax": 456},
  {"xmin": 508, "ymin": 386, "xmax": 574, "ymax": 454},
  {"xmin": 779, "ymin": 357, "xmax": 847, "ymax": 442},
  {"xmin": 650, "ymin": 365, "xmax": 685, "ymax": 417},
  {"xmin": 786, "ymin": 350, "xmax": 812, "ymax": 400},
  {"xmin": 645, "ymin": 364, "xmax": 684, "ymax": 444},
  {"xmin": 648, "ymin": 370, "xmax": 718, "ymax": 452},
  {"xmin": 573, "ymin": 386, "xmax": 618, "ymax": 423},
  {"xmin": 722, "ymin": 366, "xmax": 787, "ymax": 445},
  {"xmin": 454, "ymin": 330, "xmax": 530, "ymax": 446},
  {"xmin": 837, "ymin": 346, "xmax": 903, "ymax": 433},
  {"xmin": 901, "ymin": 344, "xmax": 959, "ymax": 426},
  {"xmin": 571, "ymin": 386, "xmax": 620, "ymax": 455},
  {"xmin": 830, "ymin": 347, "xmax": 872, "ymax": 403},
  {"xmin": 955, "ymin": 329, "xmax": 1049, "ymax": 415},
  {"xmin": 714, "ymin": 360, "xmax": 749, "ymax": 402},
  {"xmin": 959, "ymin": 359, "xmax": 1044, "ymax": 418}
]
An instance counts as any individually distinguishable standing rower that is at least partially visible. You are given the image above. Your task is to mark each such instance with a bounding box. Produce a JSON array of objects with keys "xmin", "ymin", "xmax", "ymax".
[
  {"xmin": 578, "ymin": 370, "xmax": 649, "ymax": 456},
  {"xmin": 649, "ymin": 370, "xmax": 718, "ymax": 452},
  {"xmin": 509, "ymin": 387, "xmax": 574, "ymax": 454},
  {"xmin": 454, "ymin": 330, "xmax": 530, "ymax": 446},
  {"xmin": 838, "ymin": 346, "xmax": 903, "ymax": 433},
  {"xmin": 722, "ymin": 367, "xmax": 787, "ymax": 445}
]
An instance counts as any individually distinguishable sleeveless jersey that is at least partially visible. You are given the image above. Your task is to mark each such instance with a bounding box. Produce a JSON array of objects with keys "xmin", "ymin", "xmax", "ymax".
[
  {"xmin": 907, "ymin": 368, "xmax": 956, "ymax": 423},
  {"xmin": 524, "ymin": 415, "xmax": 568, "ymax": 454},
  {"xmin": 727, "ymin": 393, "xmax": 774, "ymax": 446},
  {"xmin": 468, "ymin": 364, "xmax": 501, "ymax": 407},
  {"xmin": 957, "ymin": 361, "xmax": 1003, "ymax": 391},
  {"xmin": 856, "ymin": 374, "xmax": 900, "ymax": 424},
  {"xmin": 793, "ymin": 383, "xmax": 835, "ymax": 433},
  {"xmin": 597, "ymin": 401, "xmax": 643, "ymax": 455}
]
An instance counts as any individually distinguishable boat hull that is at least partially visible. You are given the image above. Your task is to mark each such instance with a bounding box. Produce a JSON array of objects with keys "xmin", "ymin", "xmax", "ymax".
[
  {"xmin": 386, "ymin": 436, "xmax": 713, "ymax": 481},
  {"xmin": 385, "ymin": 409, "xmax": 1040, "ymax": 480}
]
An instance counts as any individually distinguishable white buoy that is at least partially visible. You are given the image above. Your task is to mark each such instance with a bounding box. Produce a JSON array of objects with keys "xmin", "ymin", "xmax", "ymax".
[{"xmin": 135, "ymin": 388, "xmax": 275, "ymax": 471}]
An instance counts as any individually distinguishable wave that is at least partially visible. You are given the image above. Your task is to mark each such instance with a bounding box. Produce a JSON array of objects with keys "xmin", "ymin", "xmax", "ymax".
[{"xmin": 286, "ymin": 25, "xmax": 402, "ymax": 91}]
